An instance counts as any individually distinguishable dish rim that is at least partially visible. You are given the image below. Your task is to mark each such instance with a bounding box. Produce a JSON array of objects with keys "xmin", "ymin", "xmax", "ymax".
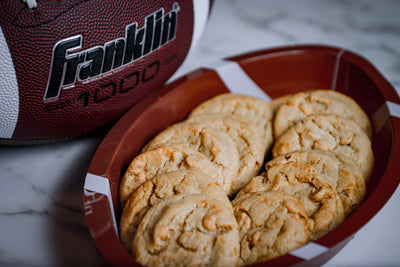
[{"xmin": 83, "ymin": 44, "xmax": 400, "ymax": 267}]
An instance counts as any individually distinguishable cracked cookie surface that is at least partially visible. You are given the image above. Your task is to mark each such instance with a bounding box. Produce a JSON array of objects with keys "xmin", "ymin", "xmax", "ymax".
[
  {"xmin": 186, "ymin": 114, "xmax": 265, "ymax": 195},
  {"xmin": 188, "ymin": 93, "xmax": 273, "ymax": 152},
  {"xmin": 120, "ymin": 170, "xmax": 231, "ymax": 252},
  {"xmin": 142, "ymin": 122, "xmax": 240, "ymax": 194},
  {"xmin": 273, "ymin": 90, "xmax": 372, "ymax": 139},
  {"xmin": 272, "ymin": 114, "xmax": 374, "ymax": 180},
  {"xmin": 232, "ymin": 191, "xmax": 310, "ymax": 265},
  {"xmin": 235, "ymin": 161, "xmax": 345, "ymax": 240},
  {"xmin": 132, "ymin": 194, "xmax": 240, "ymax": 267},
  {"xmin": 266, "ymin": 150, "xmax": 366, "ymax": 217},
  {"xmin": 119, "ymin": 144, "xmax": 220, "ymax": 206}
]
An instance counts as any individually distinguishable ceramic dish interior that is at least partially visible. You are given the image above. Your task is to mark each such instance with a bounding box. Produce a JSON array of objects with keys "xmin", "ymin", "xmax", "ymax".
[{"xmin": 83, "ymin": 45, "xmax": 400, "ymax": 267}]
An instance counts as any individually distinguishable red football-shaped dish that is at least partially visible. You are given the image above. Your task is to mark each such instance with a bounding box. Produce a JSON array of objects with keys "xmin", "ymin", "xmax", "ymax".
[
  {"xmin": 0, "ymin": 0, "xmax": 211, "ymax": 144},
  {"xmin": 83, "ymin": 45, "xmax": 400, "ymax": 266}
]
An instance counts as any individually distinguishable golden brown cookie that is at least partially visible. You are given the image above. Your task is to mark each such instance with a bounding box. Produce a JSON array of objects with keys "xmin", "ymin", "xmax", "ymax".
[
  {"xmin": 142, "ymin": 122, "xmax": 240, "ymax": 194},
  {"xmin": 272, "ymin": 114, "xmax": 374, "ymax": 180},
  {"xmin": 232, "ymin": 191, "xmax": 310, "ymax": 265},
  {"xmin": 188, "ymin": 93, "xmax": 274, "ymax": 152},
  {"xmin": 273, "ymin": 90, "xmax": 372, "ymax": 139},
  {"xmin": 132, "ymin": 194, "xmax": 240, "ymax": 267},
  {"xmin": 119, "ymin": 144, "xmax": 219, "ymax": 206},
  {"xmin": 268, "ymin": 94, "xmax": 293, "ymax": 116},
  {"xmin": 119, "ymin": 170, "xmax": 232, "ymax": 252},
  {"xmin": 266, "ymin": 150, "xmax": 366, "ymax": 216},
  {"xmin": 235, "ymin": 162, "xmax": 345, "ymax": 240},
  {"xmin": 186, "ymin": 114, "xmax": 265, "ymax": 195}
]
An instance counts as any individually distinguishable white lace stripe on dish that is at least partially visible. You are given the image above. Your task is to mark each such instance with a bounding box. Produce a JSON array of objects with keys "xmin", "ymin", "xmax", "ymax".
[
  {"xmin": 387, "ymin": 101, "xmax": 400, "ymax": 118},
  {"xmin": 372, "ymin": 101, "xmax": 400, "ymax": 134},
  {"xmin": 204, "ymin": 59, "xmax": 272, "ymax": 102},
  {"xmin": 330, "ymin": 49, "xmax": 345, "ymax": 91},
  {"xmin": 84, "ymin": 173, "xmax": 118, "ymax": 235},
  {"xmin": 289, "ymin": 241, "xmax": 329, "ymax": 260}
]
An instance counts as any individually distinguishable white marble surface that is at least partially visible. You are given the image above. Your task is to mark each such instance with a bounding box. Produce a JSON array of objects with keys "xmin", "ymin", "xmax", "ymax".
[{"xmin": 1, "ymin": 0, "xmax": 400, "ymax": 266}]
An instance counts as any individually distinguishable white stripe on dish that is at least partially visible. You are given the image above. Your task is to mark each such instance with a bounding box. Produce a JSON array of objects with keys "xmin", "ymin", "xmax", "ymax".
[
  {"xmin": 289, "ymin": 241, "xmax": 329, "ymax": 260},
  {"xmin": 84, "ymin": 173, "xmax": 118, "ymax": 235},
  {"xmin": 204, "ymin": 59, "xmax": 272, "ymax": 102}
]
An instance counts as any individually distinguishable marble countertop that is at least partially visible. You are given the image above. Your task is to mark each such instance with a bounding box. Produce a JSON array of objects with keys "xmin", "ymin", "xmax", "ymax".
[{"xmin": 1, "ymin": 0, "xmax": 400, "ymax": 266}]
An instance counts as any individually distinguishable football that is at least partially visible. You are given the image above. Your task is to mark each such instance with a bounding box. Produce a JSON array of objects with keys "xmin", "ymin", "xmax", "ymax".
[{"xmin": 0, "ymin": 0, "xmax": 211, "ymax": 144}]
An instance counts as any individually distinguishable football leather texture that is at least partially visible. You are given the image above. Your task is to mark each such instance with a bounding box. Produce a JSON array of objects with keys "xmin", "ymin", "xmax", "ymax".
[{"xmin": 0, "ymin": 0, "xmax": 210, "ymax": 144}]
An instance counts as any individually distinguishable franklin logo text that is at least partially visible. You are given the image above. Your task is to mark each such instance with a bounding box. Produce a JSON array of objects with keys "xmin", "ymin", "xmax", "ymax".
[{"xmin": 44, "ymin": 2, "xmax": 179, "ymax": 100}]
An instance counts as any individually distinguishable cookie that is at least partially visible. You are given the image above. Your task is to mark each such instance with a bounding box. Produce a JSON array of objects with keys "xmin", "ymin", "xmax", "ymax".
[
  {"xmin": 268, "ymin": 94, "xmax": 293, "ymax": 116},
  {"xmin": 186, "ymin": 114, "xmax": 265, "ymax": 195},
  {"xmin": 272, "ymin": 114, "xmax": 374, "ymax": 180},
  {"xmin": 142, "ymin": 122, "xmax": 240, "ymax": 194},
  {"xmin": 266, "ymin": 150, "xmax": 366, "ymax": 216},
  {"xmin": 273, "ymin": 90, "xmax": 372, "ymax": 139},
  {"xmin": 232, "ymin": 191, "xmax": 310, "ymax": 265},
  {"xmin": 120, "ymin": 170, "xmax": 232, "ymax": 252},
  {"xmin": 235, "ymin": 162, "xmax": 345, "ymax": 240},
  {"xmin": 132, "ymin": 194, "xmax": 240, "ymax": 267},
  {"xmin": 119, "ymin": 143, "xmax": 219, "ymax": 206},
  {"xmin": 188, "ymin": 93, "xmax": 274, "ymax": 152},
  {"xmin": 331, "ymin": 152, "xmax": 367, "ymax": 215}
]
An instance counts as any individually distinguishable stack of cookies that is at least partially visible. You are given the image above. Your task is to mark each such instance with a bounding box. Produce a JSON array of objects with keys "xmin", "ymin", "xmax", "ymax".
[
  {"xmin": 233, "ymin": 90, "xmax": 373, "ymax": 265},
  {"xmin": 118, "ymin": 90, "xmax": 374, "ymax": 266},
  {"xmin": 119, "ymin": 93, "xmax": 274, "ymax": 266}
]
